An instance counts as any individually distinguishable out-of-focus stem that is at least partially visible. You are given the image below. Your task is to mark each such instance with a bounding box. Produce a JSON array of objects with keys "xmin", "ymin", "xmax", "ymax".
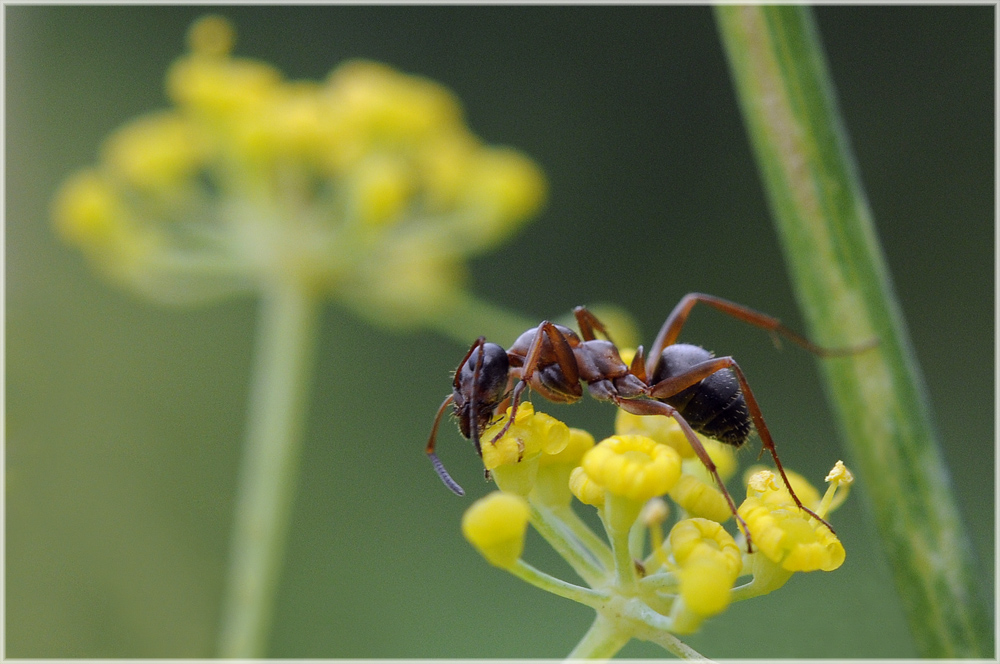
[{"xmin": 216, "ymin": 278, "xmax": 319, "ymax": 657}]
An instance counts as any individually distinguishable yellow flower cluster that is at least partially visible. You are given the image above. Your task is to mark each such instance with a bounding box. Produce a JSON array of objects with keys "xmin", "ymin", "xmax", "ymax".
[
  {"xmin": 52, "ymin": 15, "xmax": 546, "ymax": 323},
  {"xmin": 459, "ymin": 402, "xmax": 854, "ymax": 646}
]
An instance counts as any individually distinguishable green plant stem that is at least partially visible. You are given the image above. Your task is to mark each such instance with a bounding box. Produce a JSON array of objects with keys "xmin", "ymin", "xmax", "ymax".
[
  {"xmin": 622, "ymin": 598, "xmax": 713, "ymax": 662},
  {"xmin": 603, "ymin": 496, "xmax": 640, "ymax": 593},
  {"xmin": 567, "ymin": 614, "xmax": 632, "ymax": 660},
  {"xmin": 715, "ymin": 6, "xmax": 992, "ymax": 657},
  {"xmin": 216, "ymin": 278, "xmax": 319, "ymax": 657},
  {"xmin": 551, "ymin": 503, "xmax": 616, "ymax": 572},
  {"xmin": 530, "ymin": 503, "xmax": 608, "ymax": 586},
  {"xmin": 509, "ymin": 559, "xmax": 609, "ymax": 609},
  {"xmin": 637, "ymin": 630, "xmax": 713, "ymax": 662}
]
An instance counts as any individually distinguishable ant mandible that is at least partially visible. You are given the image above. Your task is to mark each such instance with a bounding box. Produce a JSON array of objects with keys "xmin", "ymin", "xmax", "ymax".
[{"xmin": 426, "ymin": 292, "xmax": 865, "ymax": 551}]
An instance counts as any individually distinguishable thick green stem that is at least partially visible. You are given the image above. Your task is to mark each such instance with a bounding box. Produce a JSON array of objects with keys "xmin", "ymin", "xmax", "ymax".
[
  {"xmin": 216, "ymin": 279, "xmax": 319, "ymax": 657},
  {"xmin": 715, "ymin": 6, "xmax": 992, "ymax": 657}
]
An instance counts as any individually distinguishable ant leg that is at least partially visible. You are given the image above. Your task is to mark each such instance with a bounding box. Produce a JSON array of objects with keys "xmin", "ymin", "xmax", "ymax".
[
  {"xmin": 425, "ymin": 394, "xmax": 464, "ymax": 495},
  {"xmin": 574, "ymin": 306, "xmax": 648, "ymax": 383},
  {"xmin": 616, "ymin": 396, "xmax": 754, "ymax": 553},
  {"xmin": 453, "ymin": 337, "xmax": 487, "ymax": 390},
  {"xmin": 644, "ymin": 292, "xmax": 875, "ymax": 378},
  {"xmin": 490, "ymin": 322, "xmax": 580, "ymax": 444},
  {"xmin": 452, "ymin": 335, "xmax": 489, "ymax": 411},
  {"xmin": 648, "ymin": 356, "xmax": 835, "ymax": 536},
  {"xmin": 573, "ymin": 306, "xmax": 616, "ymax": 344}
]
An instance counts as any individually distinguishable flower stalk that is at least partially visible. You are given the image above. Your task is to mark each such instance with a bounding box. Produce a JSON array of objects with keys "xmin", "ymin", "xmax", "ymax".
[
  {"xmin": 217, "ymin": 278, "xmax": 318, "ymax": 657},
  {"xmin": 715, "ymin": 6, "xmax": 992, "ymax": 657}
]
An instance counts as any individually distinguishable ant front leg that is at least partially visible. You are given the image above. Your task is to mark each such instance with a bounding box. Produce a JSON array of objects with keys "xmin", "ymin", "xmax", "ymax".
[
  {"xmin": 490, "ymin": 321, "xmax": 581, "ymax": 444},
  {"xmin": 648, "ymin": 356, "xmax": 835, "ymax": 537},
  {"xmin": 644, "ymin": 292, "xmax": 873, "ymax": 379},
  {"xmin": 615, "ymin": 396, "xmax": 755, "ymax": 553},
  {"xmin": 425, "ymin": 394, "xmax": 465, "ymax": 496}
]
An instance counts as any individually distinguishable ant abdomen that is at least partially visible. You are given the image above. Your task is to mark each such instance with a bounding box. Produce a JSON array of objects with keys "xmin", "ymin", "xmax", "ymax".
[{"xmin": 651, "ymin": 343, "xmax": 752, "ymax": 448}]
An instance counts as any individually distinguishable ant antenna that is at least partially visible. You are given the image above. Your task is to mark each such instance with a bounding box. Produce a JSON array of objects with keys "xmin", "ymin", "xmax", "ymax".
[
  {"xmin": 426, "ymin": 394, "xmax": 464, "ymax": 496},
  {"xmin": 429, "ymin": 451, "xmax": 464, "ymax": 496}
]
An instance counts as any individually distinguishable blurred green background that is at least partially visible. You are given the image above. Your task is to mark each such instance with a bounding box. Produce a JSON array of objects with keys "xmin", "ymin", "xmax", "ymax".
[{"xmin": 6, "ymin": 5, "xmax": 993, "ymax": 658}]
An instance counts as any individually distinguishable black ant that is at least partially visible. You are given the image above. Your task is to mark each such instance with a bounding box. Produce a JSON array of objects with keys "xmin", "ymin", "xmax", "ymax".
[{"xmin": 426, "ymin": 292, "xmax": 869, "ymax": 550}]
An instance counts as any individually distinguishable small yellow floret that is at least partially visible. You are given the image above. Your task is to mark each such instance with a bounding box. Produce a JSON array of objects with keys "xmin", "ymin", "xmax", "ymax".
[
  {"xmin": 615, "ymin": 410, "xmax": 694, "ymax": 459},
  {"xmin": 669, "ymin": 518, "xmax": 742, "ymax": 617},
  {"xmin": 826, "ymin": 460, "xmax": 854, "ymax": 485},
  {"xmin": 669, "ymin": 474, "xmax": 732, "ymax": 523},
  {"xmin": 581, "ymin": 435, "xmax": 682, "ymax": 503},
  {"xmin": 540, "ymin": 427, "xmax": 595, "ymax": 467},
  {"xmin": 327, "ymin": 60, "xmax": 463, "ymax": 147},
  {"xmin": 461, "ymin": 491, "xmax": 530, "ymax": 569},
  {"xmin": 415, "ymin": 129, "xmax": 477, "ymax": 211},
  {"xmin": 568, "ymin": 466, "xmax": 606, "ymax": 507},
  {"xmin": 167, "ymin": 53, "xmax": 280, "ymax": 122},
  {"xmin": 743, "ymin": 465, "xmax": 821, "ymax": 510},
  {"xmin": 818, "ymin": 460, "xmax": 854, "ymax": 517},
  {"xmin": 103, "ymin": 113, "xmax": 206, "ymax": 192},
  {"xmin": 52, "ymin": 170, "xmax": 122, "ymax": 247},
  {"xmin": 187, "ymin": 15, "xmax": 235, "ymax": 57},
  {"xmin": 481, "ymin": 403, "xmax": 569, "ymax": 471},
  {"xmin": 348, "ymin": 154, "xmax": 415, "ymax": 228},
  {"xmin": 640, "ymin": 497, "xmax": 670, "ymax": 526},
  {"xmin": 461, "ymin": 148, "xmax": 547, "ymax": 232},
  {"xmin": 229, "ymin": 81, "xmax": 330, "ymax": 166},
  {"xmin": 532, "ymin": 428, "xmax": 595, "ymax": 507},
  {"xmin": 682, "ymin": 438, "xmax": 738, "ymax": 485},
  {"xmin": 739, "ymin": 470, "xmax": 845, "ymax": 572}
]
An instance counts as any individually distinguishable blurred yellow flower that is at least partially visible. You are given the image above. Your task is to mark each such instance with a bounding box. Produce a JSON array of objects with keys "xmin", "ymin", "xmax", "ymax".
[{"xmin": 52, "ymin": 14, "xmax": 547, "ymax": 322}]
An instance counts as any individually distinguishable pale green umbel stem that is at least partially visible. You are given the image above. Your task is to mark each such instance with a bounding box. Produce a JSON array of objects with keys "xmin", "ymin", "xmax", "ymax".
[
  {"xmin": 567, "ymin": 615, "xmax": 633, "ymax": 661},
  {"xmin": 217, "ymin": 277, "xmax": 319, "ymax": 657},
  {"xmin": 715, "ymin": 6, "xmax": 992, "ymax": 657}
]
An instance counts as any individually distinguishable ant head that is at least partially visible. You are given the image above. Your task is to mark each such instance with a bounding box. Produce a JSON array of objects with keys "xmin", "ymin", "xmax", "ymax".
[{"xmin": 452, "ymin": 341, "xmax": 510, "ymax": 444}]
